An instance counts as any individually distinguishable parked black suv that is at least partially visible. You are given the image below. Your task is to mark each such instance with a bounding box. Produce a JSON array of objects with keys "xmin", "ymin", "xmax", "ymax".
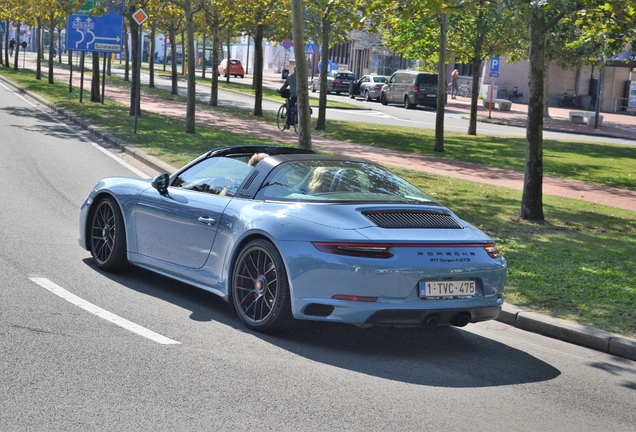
[{"xmin": 380, "ymin": 70, "xmax": 447, "ymax": 109}]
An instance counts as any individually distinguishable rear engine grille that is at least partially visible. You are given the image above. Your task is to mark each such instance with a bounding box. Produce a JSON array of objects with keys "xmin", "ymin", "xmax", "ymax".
[{"xmin": 362, "ymin": 210, "xmax": 463, "ymax": 229}]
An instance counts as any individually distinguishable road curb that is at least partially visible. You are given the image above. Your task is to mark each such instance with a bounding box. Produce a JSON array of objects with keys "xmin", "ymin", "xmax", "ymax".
[
  {"xmin": 3, "ymin": 73, "xmax": 635, "ymax": 362},
  {"xmin": 498, "ymin": 304, "xmax": 636, "ymax": 361},
  {"xmin": 0, "ymin": 74, "xmax": 176, "ymax": 175}
]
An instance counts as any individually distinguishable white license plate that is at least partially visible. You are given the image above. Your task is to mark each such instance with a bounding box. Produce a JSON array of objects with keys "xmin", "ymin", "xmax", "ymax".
[
  {"xmin": 420, "ymin": 280, "xmax": 475, "ymax": 298},
  {"xmin": 426, "ymin": 93, "xmax": 436, "ymax": 97}
]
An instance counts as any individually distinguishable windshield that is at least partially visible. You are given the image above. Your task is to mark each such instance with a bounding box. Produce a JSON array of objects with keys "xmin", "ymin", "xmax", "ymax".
[
  {"xmin": 335, "ymin": 73, "xmax": 355, "ymax": 80},
  {"xmin": 373, "ymin": 76, "xmax": 389, "ymax": 83},
  {"xmin": 258, "ymin": 160, "xmax": 437, "ymax": 203}
]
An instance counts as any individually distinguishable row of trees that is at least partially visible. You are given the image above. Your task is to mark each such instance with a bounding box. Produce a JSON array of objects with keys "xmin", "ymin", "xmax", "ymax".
[{"xmin": 2, "ymin": 0, "xmax": 635, "ymax": 221}]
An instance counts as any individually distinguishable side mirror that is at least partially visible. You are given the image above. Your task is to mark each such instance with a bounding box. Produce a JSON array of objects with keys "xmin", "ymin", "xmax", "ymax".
[{"xmin": 151, "ymin": 173, "xmax": 170, "ymax": 194}]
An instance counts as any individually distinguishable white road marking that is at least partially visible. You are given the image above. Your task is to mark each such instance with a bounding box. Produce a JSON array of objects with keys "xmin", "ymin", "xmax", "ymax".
[
  {"xmin": 0, "ymin": 81, "xmax": 150, "ymax": 179},
  {"xmin": 29, "ymin": 277, "xmax": 180, "ymax": 345}
]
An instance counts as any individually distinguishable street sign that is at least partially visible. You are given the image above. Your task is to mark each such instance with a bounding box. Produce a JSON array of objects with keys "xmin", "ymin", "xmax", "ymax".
[
  {"xmin": 305, "ymin": 43, "xmax": 315, "ymax": 55},
  {"xmin": 490, "ymin": 57, "xmax": 500, "ymax": 71},
  {"xmin": 66, "ymin": 9, "xmax": 124, "ymax": 53},
  {"xmin": 78, "ymin": 0, "xmax": 98, "ymax": 15},
  {"xmin": 25, "ymin": 29, "xmax": 32, "ymax": 36},
  {"xmin": 132, "ymin": 8, "xmax": 148, "ymax": 26},
  {"xmin": 489, "ymin": 57, "xmax": 500, "ymax": 78},
  {"xmin": 317, "ymin": 60, "xmax": 333, "ymax": 74},
  {"xmin": 282, "ymin": 38, "xmax": 292, "ymax": 49},
  {"xmin": 0, "ymin": 23, "xmax": 5, "ymax": 34}
]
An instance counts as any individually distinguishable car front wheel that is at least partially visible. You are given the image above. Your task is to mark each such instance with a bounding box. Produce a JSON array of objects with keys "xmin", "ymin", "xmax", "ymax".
[
  {"xmin": 89, "ymin": 196, "xmax": 128, "ymax": 271},
  {"xmin": 380, "ymin": 93, "xmax": 388, "ymax": 105},
  {"xmin": 232, "ymin": 239, "xmax": 292, "ymax": 332}
]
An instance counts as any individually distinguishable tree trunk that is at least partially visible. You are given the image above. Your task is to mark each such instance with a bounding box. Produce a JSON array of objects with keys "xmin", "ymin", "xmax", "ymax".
[
  {"xmin": 468, "ymin": 58, "xmax": 481, "ymax": 135},
  {"xmin": 468, "ymin": 2, "xmax": 486, "ymax": 136},
  {"xmin": 124, "ymin": 29, "xmax": 130, "ymax": 81},
  {"xmin": 128, "ymin": 17, "xmax": 141, "ymax": 117},
  {"xmin": 434, "ymin": 14, "xmax": 447, "ymax": 153},
  {"xmin": 521, "ymin": 10, "xmax": 546, "ymax": 222},
  {"xmin": 210, "ymin": 16, "xmax": 220, "ymax": 106},
  {"xmin": 253, "ymin": 24, "xmax": 264, "ymax": 117},
  {"xmin": 543, "ymin": 50, "xmax": 551, "ymax": 118},
  {"xmin": 48, "ymin": 17, "xmax": 55, "ymax": 83},
  {"xmin": 315, "ymin": 17, "xmax": 330, "ymax": 130},
  {"xmin": 170, "ymin": 27, "xmax": 178, "ymax": 95},
  {"xmin": 91, "ymin": 52, "xmax": 101, "ymax": 102},
  {"xmin": 36, "ymin": 19, "xmax": 42, "ymax": 80},
  {"xmin": 201, "ymin": 31, "xmax": 206, "ymax": 79},
  {"xmin": 14, "ymin": 22, "xmax": 21, "ymax": 71},
  {"xmin": 184, "ymin": 0, "xmax": 196, "ymax": 134},
  {"xmin": 291, "ymin": 0, "xmax": 312, "ymax": 150}
]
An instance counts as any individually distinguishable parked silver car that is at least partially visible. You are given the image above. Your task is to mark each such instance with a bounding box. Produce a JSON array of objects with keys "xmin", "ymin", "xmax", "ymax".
[{"xmin": 349, "ymin": 75, "xmax": 389, "ymax": 101}]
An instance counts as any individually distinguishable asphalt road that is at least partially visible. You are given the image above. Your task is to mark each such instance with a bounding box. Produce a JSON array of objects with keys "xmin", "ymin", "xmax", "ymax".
[
  {"xmin": 115, "ymin": 63, "xmax": 632, "ymax": 146},
  {"xmin": 1, "ymin": 79, "xmax": 636, "ymax": 431}
]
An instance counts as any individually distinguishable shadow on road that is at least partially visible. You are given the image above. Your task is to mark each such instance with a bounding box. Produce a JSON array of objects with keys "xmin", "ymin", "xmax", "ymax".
[{"xmin": 87, "ymin": 260, "xmax": 561, "ymax": 389}]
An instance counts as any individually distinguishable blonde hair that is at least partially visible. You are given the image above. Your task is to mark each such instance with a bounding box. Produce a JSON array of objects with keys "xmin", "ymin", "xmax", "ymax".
[
  {"xmin": 248, "ymin": 152, "xmax": 269, "ymax": 166},
  {"xmin": 308, "ymin": 167, "xmax": 333, "ymax": 193}
]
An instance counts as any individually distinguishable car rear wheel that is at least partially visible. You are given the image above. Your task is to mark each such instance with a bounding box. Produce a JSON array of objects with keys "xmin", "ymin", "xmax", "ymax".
[
  {"xmin": 232, "ymin": 239, "xmax": 292, "ymax": 332},
  {"xmin": 404, "ymin": 96, "xmax": 415, "ymax": 109},
  {"xmin": 89, "ymin": 197, "xmax": 127, "ymax": 271}
]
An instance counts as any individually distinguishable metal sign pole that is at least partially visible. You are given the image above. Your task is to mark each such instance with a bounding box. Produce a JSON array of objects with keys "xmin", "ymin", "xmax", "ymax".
[
  {"xmin": 134, "ymin": 22, "xmax": 142, "ymax": 134},
  {"xmin": 79, "ymin": 51, "xmax": 85, "ymax": 103},
  {"xmin": 101, "ymin": 53, "xmax": 106, "ymax": 103}
]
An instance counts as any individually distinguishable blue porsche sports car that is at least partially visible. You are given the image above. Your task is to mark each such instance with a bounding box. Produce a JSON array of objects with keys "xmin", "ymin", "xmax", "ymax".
[{"xmin": 79, "ymin": 146, "xmax": 506, "ymax": 332}]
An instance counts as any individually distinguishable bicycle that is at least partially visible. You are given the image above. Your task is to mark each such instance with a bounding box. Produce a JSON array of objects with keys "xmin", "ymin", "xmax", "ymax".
[
  {"xmin": 557, "ymin": 92, "xmax": 577, "ymax": 108},
  {"xmin": 497, "ymin": 82, "xmax": 511, "ymax": 100},
  {"xmin": 457, "ymin": 83, "xmax": 471, "ymax": 97},
  {"xmin": 276, "ymin": 98, "xmax": 298, "ymax": 134}
]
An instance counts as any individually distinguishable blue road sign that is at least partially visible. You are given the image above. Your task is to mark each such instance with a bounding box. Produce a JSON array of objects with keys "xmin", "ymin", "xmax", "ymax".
[
  {"xmin": 66, "ymin": 10, "xmax": 124, "ymax": 53},
  {"xmin": 317, "ymin": 60, "xmax": 333, "ymax": 74},
  {"xmin": 305, "ymin": 43, "xmax": 315, "ymax": 55},
  {"xmin": 0, "ymin": 22, "xmax": 5, "ymax": 34},
  {"xmin": 490, "ymin": 57, "xmax": 500, "ymax": 72}
]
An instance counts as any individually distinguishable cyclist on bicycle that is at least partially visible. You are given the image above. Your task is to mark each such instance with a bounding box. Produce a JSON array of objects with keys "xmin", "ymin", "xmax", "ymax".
[{"xmin": 277, "ymin": 67, "xmax": 297, "ymax": 130}]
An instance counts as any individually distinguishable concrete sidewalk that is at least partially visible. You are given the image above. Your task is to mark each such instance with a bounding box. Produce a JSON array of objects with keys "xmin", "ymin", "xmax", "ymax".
[{"xmin": 2, "ymin": 65, "xmax": 635, "ymax": 361}]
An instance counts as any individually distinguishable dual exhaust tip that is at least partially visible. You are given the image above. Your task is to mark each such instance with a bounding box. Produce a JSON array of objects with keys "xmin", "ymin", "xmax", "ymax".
[{"xmin": 424, "ymin": 313, "xmax": 471, "ymax": 328}]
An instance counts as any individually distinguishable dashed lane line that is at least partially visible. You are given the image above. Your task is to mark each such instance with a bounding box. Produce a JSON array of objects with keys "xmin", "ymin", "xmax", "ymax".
[{"xmin": 30, "ymin": 277, "xmax": 180, "ymax": 345}]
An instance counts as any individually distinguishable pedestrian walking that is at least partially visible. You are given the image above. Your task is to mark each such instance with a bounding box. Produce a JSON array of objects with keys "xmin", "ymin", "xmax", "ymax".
[
  {"xmin": 451, "ymin": 69, "xmax": 459, "ymax": 99},
  {"xmin": 9, "ymin": 37, "xmax": 16, "ymax": 56}
]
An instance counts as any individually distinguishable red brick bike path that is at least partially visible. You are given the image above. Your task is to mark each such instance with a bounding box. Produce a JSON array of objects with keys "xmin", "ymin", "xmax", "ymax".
[{"xmin": 9, "ymin": 58, "xmax": 636, "ymax": 212}]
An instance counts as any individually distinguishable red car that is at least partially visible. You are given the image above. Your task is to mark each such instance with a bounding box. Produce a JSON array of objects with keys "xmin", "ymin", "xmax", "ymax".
[{"xmin": 218, "ymin": 58, "xmax": 245, "ymax": 78}]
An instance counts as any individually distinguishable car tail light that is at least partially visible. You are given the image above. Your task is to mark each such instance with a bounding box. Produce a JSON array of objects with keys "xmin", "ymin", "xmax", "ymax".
[
  {"xmin": 484, "ymin": 243, "xmax": 501, "ymax": 258},
  {"xmin": 413, "ymin": 85, "xmax": 418, "ymax": 94},
  {"xmin": 373, "ymin": 84, "xmax": 382, "ymax": 90},
  {"xmin": 333, "ymin": 79, "xmax": 341, "ymax": 85},
  {"xmin": 313, "ymin": 242, "xmax": 394, "ymax": 258},
  {"xmin": 332, "ymin": 294, "xmax": 378, "ymax": 302}
]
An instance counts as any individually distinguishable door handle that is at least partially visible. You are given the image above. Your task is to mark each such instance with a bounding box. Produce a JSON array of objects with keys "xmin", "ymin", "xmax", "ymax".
[{"xmin": 198, "ymin": 216, "xmax": 216, "ymax": 226}]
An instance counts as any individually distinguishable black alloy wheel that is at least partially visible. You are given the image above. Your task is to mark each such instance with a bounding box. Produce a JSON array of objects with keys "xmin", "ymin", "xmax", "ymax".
[
  {"xmin": 232, "ymin": 239, "xmax": 292, "ymax": 332},
  {"xmin": 90, "ymin": 197, "xmax": 127, "ymax": 271}
]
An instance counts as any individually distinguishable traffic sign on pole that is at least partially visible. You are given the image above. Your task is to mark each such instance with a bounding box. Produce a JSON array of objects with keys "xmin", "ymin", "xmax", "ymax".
[
  {"xmin": 66, "ymin": 8, "xmax": 124, "ymax": 53},
  {"xmin": 132, "ymin": 8, "xmax": 148, "ymax": 26},
  {"xmin": 489, "ymin": 57, "xmax": 500, "ymax": 77},
  {"xmin": 282, "ymin": 38, "xmax": 292, "ymax": 49},
  {"xmin": 0, "ymin": 23, "xmax": 6, "ymax": 34},
  {"xmin": 305, "ymin": 43, "xmax": 315, "ymax": 55}
]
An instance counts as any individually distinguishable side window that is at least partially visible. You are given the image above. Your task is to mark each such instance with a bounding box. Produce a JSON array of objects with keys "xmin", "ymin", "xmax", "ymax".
[
  {"xmin": 172, "ymin": 157, "xmax": 252, "ymax": 197},
  {"xmin": 389, "ymin": 74, "xmax": 396, "ymax": 84}
]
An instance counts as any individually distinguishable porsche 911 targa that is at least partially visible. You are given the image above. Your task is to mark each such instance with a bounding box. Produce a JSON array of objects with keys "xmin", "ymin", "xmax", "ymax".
[{"xmin": 79, "ymin": 146, "xmax": 506, "ymax": 332}]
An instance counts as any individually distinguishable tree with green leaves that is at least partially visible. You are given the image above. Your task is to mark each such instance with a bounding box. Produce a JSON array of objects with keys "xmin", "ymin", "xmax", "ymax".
[{"xmin": 305, "ymin": 0, "xmax": 364, "ymax": 130}]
